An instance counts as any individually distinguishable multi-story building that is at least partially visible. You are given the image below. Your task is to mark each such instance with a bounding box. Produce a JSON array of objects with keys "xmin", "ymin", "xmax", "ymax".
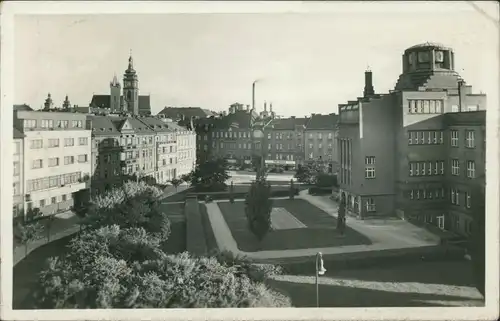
[
  {"xmin": 14, "ymin": 110, "xmax": 92, "ymax": 216},
  {"xmin": 13, "ymin": 128, "xmax": 25, "ymax": 221},
  {"xmin": 137, "ymin": 117, "xmax": 178, "ymax": 184},
  {"xmin": 169, "ymin": 121, "xmax": 196, "ymax": 177},
  {"xmin": 337, "ymin": 42, "xmax": 486, "ymax": 237},
  {"xmin": 90, "ymin": 54, "xmax": 151, "ymax": 116},
  {"xmin": 304, "ymin": 113, "xmax": 339, "ymax": 172},
  {"xmin": 264, "ymin": 116, "xmax": 308, "ymax": 169}
]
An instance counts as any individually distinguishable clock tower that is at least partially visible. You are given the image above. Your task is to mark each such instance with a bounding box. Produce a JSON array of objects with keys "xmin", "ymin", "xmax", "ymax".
[{"xmin": 123, "ymin": 52, "xmax": 139, "ymax": 115}]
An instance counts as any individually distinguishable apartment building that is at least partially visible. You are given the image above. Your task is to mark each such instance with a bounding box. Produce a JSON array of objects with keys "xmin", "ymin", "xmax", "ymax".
[
  {"xmin": 264, "ymin": 116, "xmax": 308, "ymax": 169},
  {"xmin": 13, "ymin": 128, "xmax": 24, "ymax": 221},
  {"xmin": 14, "ymin": 110, "xmax": 92, "ymax": 216},
  {"xmin": 137, "ymin": 117, "xmax": 178, "ymax": 184},
  {"xmin": 304, "ymin": 113, "xmax": 339, "ymax": 172},
  {"xmin": 169, "ymin": 122, "xmax": 196, "ymax": 177},
  {"xmin": 337, "ymin": 42, "xmax": 486, "ymax": 237}
]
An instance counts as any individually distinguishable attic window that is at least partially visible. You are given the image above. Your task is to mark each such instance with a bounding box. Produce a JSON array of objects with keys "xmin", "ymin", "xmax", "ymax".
[
  {"xmin": 109, "ymin": 128, "xmax": 113, "ymax": 131},
  {"xmin": 92, "ymin": 128, "xmax": 96, "ymax": 131},
  {"xmin": 100, "ymin": 128, "xmax": 105, "ymax": 131}
]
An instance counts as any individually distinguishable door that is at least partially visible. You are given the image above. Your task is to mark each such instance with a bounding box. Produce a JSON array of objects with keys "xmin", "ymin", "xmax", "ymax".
[{"xmin": 437, "ymin": 215, "xmax": 445, "ymax": 230}]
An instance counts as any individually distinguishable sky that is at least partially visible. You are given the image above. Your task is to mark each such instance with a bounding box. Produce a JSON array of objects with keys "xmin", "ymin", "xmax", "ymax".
[{"xmin": 13, "ymin": 1, "xmax": 499, "ymax": 117}]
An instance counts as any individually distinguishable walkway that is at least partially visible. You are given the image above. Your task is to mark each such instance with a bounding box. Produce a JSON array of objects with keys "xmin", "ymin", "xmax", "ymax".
[
  {"xmin": 204, "ymin": 190, "xmax": 439, "ymax": 260},
  {"xmin": 14, "ymin": 184, "xmax": 189, "ymax": 266}
]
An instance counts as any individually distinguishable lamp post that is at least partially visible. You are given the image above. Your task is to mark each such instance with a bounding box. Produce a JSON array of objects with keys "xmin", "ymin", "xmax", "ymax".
[{"xmin": 315, "ymin": 251, "xmax": 327, "ymax": 307}]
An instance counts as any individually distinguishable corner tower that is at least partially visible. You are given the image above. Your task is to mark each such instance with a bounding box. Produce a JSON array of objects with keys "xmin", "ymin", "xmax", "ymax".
[{"xmin": 123, "ymin": 52, "xmax": 139, "ymax": 115}]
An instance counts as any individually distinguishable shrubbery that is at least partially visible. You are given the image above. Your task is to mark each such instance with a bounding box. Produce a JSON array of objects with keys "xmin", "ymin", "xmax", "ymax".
[{"xmin": 32, "ymin": 181, "xmax": 290, "ymax": 308}]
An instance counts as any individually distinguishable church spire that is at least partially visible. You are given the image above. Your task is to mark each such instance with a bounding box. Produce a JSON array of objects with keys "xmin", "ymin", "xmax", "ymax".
[
  {"xmin": 62, "ymin": 94, "xmax": 71, "ymax": 110},
  {"xmin": 127, "ymin": 49, "xmax": 134, "ymax": 72}
]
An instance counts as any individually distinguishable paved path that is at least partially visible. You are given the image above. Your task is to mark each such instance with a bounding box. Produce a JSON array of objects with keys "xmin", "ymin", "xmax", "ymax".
[{"xmin": 204, "ymin": 190, "xmax": 439, "ymax": 260}]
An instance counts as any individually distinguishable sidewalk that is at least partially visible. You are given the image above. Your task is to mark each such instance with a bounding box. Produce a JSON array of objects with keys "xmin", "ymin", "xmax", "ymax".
[
  {"xmin": 203, "ymin": 192, "xmax": 439, "ymax": 261},
  {"xmin": 14, "ymin": 184, "xmax": 189, "ymax": 266}
]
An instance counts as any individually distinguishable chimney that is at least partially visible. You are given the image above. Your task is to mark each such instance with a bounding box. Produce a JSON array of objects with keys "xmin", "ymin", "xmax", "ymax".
[
  {"xmin": 270, "ymin": 102, "xmax": 273, "ymax": 113},
  {"xmin": 458, "ymin": 79, "xmax": 466, "ymax": 112},
  {"xmin": 363, "ymin": 68, "xmax": 375, "ymax": 97},
  {"xmin": 264, "ymin": 101, "xmax": 267, "ymax": 112},
  {"xmin": 246, "ymin": 104, "xmax": 250, "ymax": 111},
  {"xmin": 252, "ymin": 81, "xmax": 256, "ymax": 111}
]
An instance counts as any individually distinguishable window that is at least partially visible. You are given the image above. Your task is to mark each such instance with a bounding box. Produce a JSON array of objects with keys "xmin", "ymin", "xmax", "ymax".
[
  {"xmin": 64, "ymin": 138, "xmax": 75, "ymax": 146},
  {"xmin": 365, "ymin": 167, "xmax": 376, "ymax": 179},
  {"xmin": 450, "ymin": 130, "xmax": 458, "ymax": 147},
  {"xmin": 467, "ymin": 105, "xmax": 479, "ymax": 112},
  {"xmin": 78, "ymin": 154, "xmax": 88, "ymax": 163},
  {"xmin": 429, "ymin": 100, "xmax": 436, "ymax": 113},
  {"xmin": 365, "ymin": 156, "xmax": 375, "ymax": 165},
  {"xmin": 24, "ymin": 119, "xmax": 37, "ymax": 129},
  {"xmin": 78, "ymin": 137, "xmax": 88, "ymax": 145},
  {"xmin": 451, "ymin": 159, "xmax": 460, "ymax": 176},
  {"xmin": 467, "ymin": 161, "xmax": 475, "ymax": 178},
  {"xmin": 48, "ymin": 157, "xmax": 59, "ymax": 167},
  {"xmin": 451, "ymin": 105, "xmax": 459, "ymax": 112},
  {"xmin": 13, "ymin": 162, "xmax": 20, "ymax": 175},
  {"xmin": 32, "ymin": 159, "xmax": 43, "ymax": 169},
  {"xmin": 436, "ymin": 100, "xmax": 443, "ymax": 113},
  {"xmin": 328, "ymin": 133, "xmax": 333, "ymax": 139},
  {"xmin": 451, "ymin": 189, "xmax": 460, "ymax": 205},
  {"xmin": 465, "ymin": 130, "xmax": 475, "ymax": 148},
  {"xmin": 64, "ymin": 156, "xmax": 75, "ymax": 165},
  {"xmin": 39, "ymin": 199, "xmax": 46, "ymax": 207},
  {"xmin": 318, "ymin": 143, "xmax": 322, "ymax": 149},
  {"xmin": 51, "ymin": 197, "xmax": 57, "ymax": 204},
  {"xmin": 72, "ymin": 120, "xmax": 83, "ymax": 128},
  {"xmin": 427, "ymin": 161, "xmax": 432, "ymax": 175},
  {"xmin": 58, "ymin": 120, "xmax": 69, "ymax": 128},
  {"xmin": 439, "ymin": 131, "xmax": 444, "ymax": 144},
  {"xmin": 48, "ymin": 138, "xmax": 59, "ymax": 148},
  {"xmin": 366, "ymin": 198, "xmax": 376, "ymax": 212},
  {"xmin": 440, "ymin": 161, "xmax": 445, "ymax": 175},
  {"xmin": 30, "ymin": 139, "xmax": 43, "ymax": 149},
  {"xmin": 466, "ymin": 192, "xmax": 471, "ymax": 209},
  {"xmin": 408, "ymin": 131, "xmax": 414, "ymax": 144}
]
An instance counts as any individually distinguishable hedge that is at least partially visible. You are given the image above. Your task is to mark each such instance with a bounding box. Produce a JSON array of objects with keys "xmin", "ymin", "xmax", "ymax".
[
  {"xmin": 186, "ymin": 187, "xmax": 299, "ymax": 201},
  {"xmin": 185, "ymin": 197, "xmax": 207, "ymax": 256},
  {"xmin": 308, "ymin": 186, "xmax": 333, "ymax": 195}
]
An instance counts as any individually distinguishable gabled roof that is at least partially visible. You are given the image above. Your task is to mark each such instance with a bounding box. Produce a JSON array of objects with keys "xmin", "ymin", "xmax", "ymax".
[
  {"xmin": 88, "ymin": 115, "xmax": 121, "ymax": 136},
  {"xmin": 157, "ymin": 107, "xmax": 215, "ymax": 119},
  {"xmin": 136, "ymin": 116, "xmax": 173, "ymax": 133},
  {"xmin": 14, "ymin": 104, "xmax": 34, "ymax": 112},
  {"xmin": 305, "ymin": 113, "xmax": 338, "ymax": 130}
]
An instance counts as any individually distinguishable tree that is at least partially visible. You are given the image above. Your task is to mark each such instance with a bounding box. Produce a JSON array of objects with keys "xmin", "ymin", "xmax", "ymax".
[
  {"xmin": 44, "ymin": 215, "xmax": 57, "ymax": 242},
  {"xmin": 251, "ymin": 155, "xmax": 263, "ymax": 171},
  {"xmin": 294, "ymin": 162, "xmax": 323, "ymax": 184},
  {"xmin": 229, "ymin": 181, "xmax": 235, "ymax": 203},
  {"xmin": 15, "ymin": 219, "xmax": 44, "ymax": 256},
  {"xmin": 170, "ymin": 178, "xmax": 182, "ymax": 190},
  {"xmin": 245, "ymin": 176, "xmax": 273, "ymax": 242},
  {"xmin": 187, "ymin": 158, "xmax": 230, "ymax": 192},
  {"xmin": 470, "ymin": 186, "xmax": 485, "ymax": 296}
]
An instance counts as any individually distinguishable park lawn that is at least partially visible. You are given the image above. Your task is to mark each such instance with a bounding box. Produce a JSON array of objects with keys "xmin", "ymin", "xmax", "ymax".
[
  {"xmin": 217, "ymin": 199, "xmax": 371, "ymax": 252},
  {"xmin": 159, "ymin": 202, "xmax": 187, "ymax": 254}
]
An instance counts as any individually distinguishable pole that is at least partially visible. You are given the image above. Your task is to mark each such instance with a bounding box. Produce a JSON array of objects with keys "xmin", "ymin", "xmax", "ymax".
[
  {"xmin": 315, "ymin": 253, "xmax": 319, "ymax": 307},
  {"xmin": 252, "ymin": 81, "xmax": 256, "ymax": 111}
]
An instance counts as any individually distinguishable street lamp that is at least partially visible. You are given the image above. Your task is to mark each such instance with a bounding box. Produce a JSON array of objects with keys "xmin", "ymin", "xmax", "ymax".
[{"xmin": 315, "ymin": 251, "xmax": 327, "ymax": 307}]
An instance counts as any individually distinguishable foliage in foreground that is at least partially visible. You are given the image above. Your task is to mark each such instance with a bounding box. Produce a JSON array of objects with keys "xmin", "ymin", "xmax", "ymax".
[
  {"xmin": 34, "ymin": 226, "xmax": 291, "ymax": 308},
  {"xmin": 185, "ymin": 158, "xmax": 230, "ymax": 191},
  {"xmin": 33, "ymin": 180, "xmax": 290, "ymax": 308}
]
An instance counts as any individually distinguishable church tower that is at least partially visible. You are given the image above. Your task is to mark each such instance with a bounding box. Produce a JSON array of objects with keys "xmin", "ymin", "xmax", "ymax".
[
  {"xmin": 110, "ymin": 74, "xmax": 121, "ymax": 112},
  {"xmin": 43, "ymin": 93, "xmax": 54, "ymax": 111},
  {"xmin": 123, "ymin": 52, "xmax": 139, "ymax": 115}
]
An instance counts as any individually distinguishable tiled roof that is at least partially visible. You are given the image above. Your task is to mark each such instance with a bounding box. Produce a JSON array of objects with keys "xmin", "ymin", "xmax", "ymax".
[
  {"xmin": 14, "ymin": 104, "xmax": 34, "ymax": 111},
  {"xmin": 90, "ymin": 94, "xmax": 151, "ymax": 114},
  {"xmin": 157, "ymin": 107, "xmax": 215, "ymax": 119},
  {"xmin": 219, "ymin": 110, "xmax": 253, "ymax": 129},
  {"xmin": 305, "ymin": 113, "xmax": 338, "ymax": 130},
  {"xmin": 270, "ymin": 117, "xmax": 308, "ymax": 130},
  {"xmin": 405, "ymin": 42, "xmax": 450, "ymax": 52},
  {"xmin": 137, "ymin": 116, "xmax": 173, "ymax": 132},
  {"xmin": 88, "ymin": 115, "xmax": 120, "ymax": 136},
  {"xmin": 13, "ymin": 127, "xmax": 24, "ymax": 139}
]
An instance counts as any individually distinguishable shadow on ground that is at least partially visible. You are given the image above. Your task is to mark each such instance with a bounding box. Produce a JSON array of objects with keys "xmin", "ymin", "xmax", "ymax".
[{"xmin": 267, "ymin": 275, "xmax": 484, "ymax": 307}]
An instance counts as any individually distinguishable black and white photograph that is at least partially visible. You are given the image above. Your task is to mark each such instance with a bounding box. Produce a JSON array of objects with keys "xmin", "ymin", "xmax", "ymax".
[{"xmin": 1, "ymin": 1, "xmax": 499, "ymax": 320}]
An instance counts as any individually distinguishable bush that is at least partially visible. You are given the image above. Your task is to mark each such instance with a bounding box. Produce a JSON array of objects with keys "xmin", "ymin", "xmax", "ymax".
[
  {"xmin": 245, "ymin": 178, "xmax": 273, "ymax": 241},
  {"xmin": 315, "ymin": 173, "xmax": 338, "ymax": 187},
  {"xmin": 308, "ymin": 186, "xmax": 333, "ymax": 195}
]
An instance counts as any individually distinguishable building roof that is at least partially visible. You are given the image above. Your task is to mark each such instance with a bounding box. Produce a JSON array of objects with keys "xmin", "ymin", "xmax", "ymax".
[
  {"xmin": 157, "ymin": 107, "xmax": 215, "ymax": 119},
  {"xmin": 136, "ymin": 116, "xmax": 173, "ymax": 133},
  {"xmin": 13, "ymin": 127, "xmax": 24, "ymax": 139},
  {"xmin": 305, "ymin": 113, "xmax": 338, "ymax": 130},
  {"xmin": 14, "ymin": 104, "xmax": 34, "ymax": 111},
  {"xmin": 88, "ymin": 115, "xmax": 121, "ymax": 136},
  {"xmin": 90, "ymin": 94, "xmax": 151, "ymax": 113},
  {"xmin": 444, "ymin": 110, "xmax": 486, "ymax": 126},
  {"xmin": 405, "ymin": 42, "xmax": 451, "ymax": 52},
  {"xmin": 269, "ymin": 117, "xmax": 308, "ymax": 130}
]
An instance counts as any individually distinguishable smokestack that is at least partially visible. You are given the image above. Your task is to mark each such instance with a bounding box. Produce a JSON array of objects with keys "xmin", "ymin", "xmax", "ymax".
[
  {"xmin": 270, "ymin": 102, "xmax": 273, "ymax": 112},
  {"xmin": 264, "ymin": 101, "xmax": 267, "ymax": 112},
  {"xmin": 458, "ymin": 79, "xmax": 466, "ymax": 112},
  {"xmin": 252, "ymin": 81, "xmax": 256, "ymax": 111},
  {"xmin": 246, "ymin": 104, "xmax": 250, "ymax": 111},
  {"xmin": 363, "ymin": 68, "xmax": 375, "ymax": 98}
]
